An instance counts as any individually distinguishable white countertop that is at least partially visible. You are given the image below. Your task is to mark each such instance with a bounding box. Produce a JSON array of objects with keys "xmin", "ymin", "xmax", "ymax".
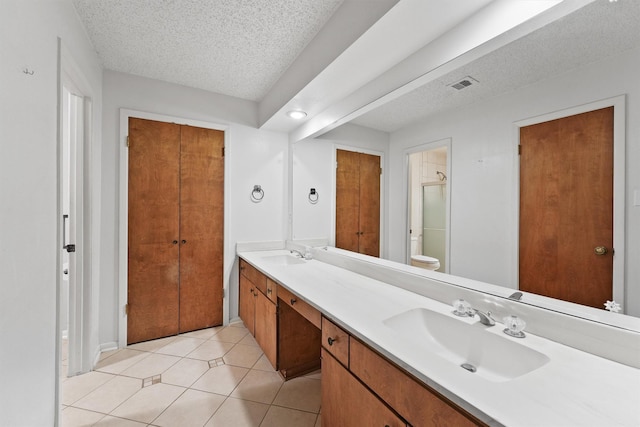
[{"xmin": 238, "ymin": 249, "xmax": 640, "ymax": 427}]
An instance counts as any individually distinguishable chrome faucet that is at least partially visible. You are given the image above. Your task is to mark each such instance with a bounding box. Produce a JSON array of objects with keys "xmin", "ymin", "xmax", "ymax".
[
  {"xmin": 290, "ymin": 249, "xmax": 305, "ymax": 258},
  {"xmin": 471, "ymin": 309, "xmax": 496, "ymax": 326},
  {"xmin": 509, "ymin": 291, "xmax": 523, "ymax": 301}
]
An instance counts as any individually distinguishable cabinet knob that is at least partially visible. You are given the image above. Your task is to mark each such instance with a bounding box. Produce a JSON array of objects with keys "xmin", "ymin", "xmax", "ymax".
[
  {"xmin": 327, "ymin": 337, "xmax": 336, "ymax": 346},
  {"xmin": 290, "ymin": 298, "xmax": 297, "ymax": 305},
  {"xmin": 181, "ymin": 239, "xmax": 187, "ymax": 244},
  {"xmin": 172, "ymin": 240, "xmax": 178, "ymax": 245}
]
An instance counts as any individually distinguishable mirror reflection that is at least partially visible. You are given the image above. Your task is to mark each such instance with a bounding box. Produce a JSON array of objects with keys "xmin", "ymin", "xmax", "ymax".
[
  {"xmin": 292, "ymin": 0, "xmax": 640, "ymax": 323},
  {"xmin": 408, "ymin": 145, "xmax": 449, "ymax": 273}
]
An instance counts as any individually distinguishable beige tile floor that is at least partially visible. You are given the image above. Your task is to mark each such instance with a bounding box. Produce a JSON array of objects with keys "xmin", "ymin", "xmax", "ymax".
[{"xmin": 60, "ymin": 322, "xmax": 322, "ymax": 427}]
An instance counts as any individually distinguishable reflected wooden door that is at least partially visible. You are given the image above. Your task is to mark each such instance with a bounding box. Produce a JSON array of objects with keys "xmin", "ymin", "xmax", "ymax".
[
  {"xmin": 519, "ymin": 107, "xmax": 613, "ymax": 309},
  {"xmin": 128, "ymin": 118, "xmax": 181, "ymax": 344},
  {"xmin": 335, "ymin": 149, "xmax": 380, "ymax": 257},
  {"xmin": 358, "ymin": 153, "xmax": 381, "ymax": 256},
  {"xmin": 336, "ymin": 150, "xmax": 361, "ymax": 252}
]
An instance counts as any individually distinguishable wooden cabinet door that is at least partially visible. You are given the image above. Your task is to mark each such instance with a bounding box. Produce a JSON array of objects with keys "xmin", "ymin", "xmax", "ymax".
[
  {"xmin": 254, "ymin": 290, "xmax": 277, "ymax": 369},
  {"xmin": 519, "ymin": 107, "xmax": 614, "ymax": 309},
  {"xmin": 128, "ymin": 118, "xmax": 181, "ymax": 344},
  {"xmin": 336, "ymin": 149, "xmax": 380, "ymax": 257},
  {"xmin": 321, "ymin": 348, "xmax": 406, "ymax": 427},
  {"xmin": 239, "ymin": 275, "xmax": 256, "ymax": 336},
  {"xmin": 178, "ymin": 125, "xmax": 224, "ymax": 332}
]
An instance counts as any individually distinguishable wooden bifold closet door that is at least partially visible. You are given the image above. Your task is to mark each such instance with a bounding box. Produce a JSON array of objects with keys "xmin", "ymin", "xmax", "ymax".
[
  {"xmin": 335, "ymin": 149, "xmax": 380, "ymax": 257},
  {"xmin": 128, "ymin": 117, "xmax": 224, "ymax": 344}
]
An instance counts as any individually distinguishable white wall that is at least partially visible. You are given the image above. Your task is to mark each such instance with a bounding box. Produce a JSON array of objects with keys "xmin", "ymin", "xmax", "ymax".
[
  {"xmin": 101, "ymin": 71, "xmax": 288, "ymax": 344},
  {"xmin": 0, "ymin": 1, "xmax": 103, "ymax": 425},
  {"xmin": 388, "ymin": 46, "xmax": 640, "ymax": 316}
]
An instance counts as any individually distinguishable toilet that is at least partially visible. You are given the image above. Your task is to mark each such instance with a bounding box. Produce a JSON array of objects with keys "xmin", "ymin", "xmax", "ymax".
[{"xmin": 410, "ymin": 237, "xmax": 440, "ymax": 271}]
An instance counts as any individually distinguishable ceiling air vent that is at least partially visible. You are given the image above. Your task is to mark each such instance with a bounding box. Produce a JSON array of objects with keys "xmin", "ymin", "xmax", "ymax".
[{"xmin": 448, "ymin": 76, "xmax": 478, "ymax": 90}]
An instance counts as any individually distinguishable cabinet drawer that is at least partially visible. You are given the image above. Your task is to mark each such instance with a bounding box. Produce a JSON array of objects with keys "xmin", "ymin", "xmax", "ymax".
[
  {"xmin": 278, "ymin": 286, "xmax": 321, "ymax": 329},
  {"xmin": 240, "ymin": 259, "xmax": 267, "ymax": 294},
  {"xmin": 321, "ymin": 316, "xmax": 350, "ymax": 367},
  {"xmin": 350, "ymin": 339, "xmax": 483, "ymax": 427},
  {"xmin": 266, "ymin": 278, "xmax": 278, "ymax": 303}
]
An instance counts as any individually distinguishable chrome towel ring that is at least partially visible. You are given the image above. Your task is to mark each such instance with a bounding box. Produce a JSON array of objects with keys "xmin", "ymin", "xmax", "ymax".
[
  {"xmin": 251, "ymin": 185, "xmax": 264, "ymax": 203},
  {"xmin": 308, "ymin": 188, "xmax": 319, "ymax": 204}
]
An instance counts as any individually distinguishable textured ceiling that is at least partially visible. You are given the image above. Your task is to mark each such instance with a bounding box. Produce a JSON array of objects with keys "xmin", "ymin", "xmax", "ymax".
[
  {"xmin": 350, "ymin": 0, "xmax": 640, "ymax": 132},
  {"xmin": 73, "ymin": 0, "xmax": 343, "ymax": 101}
]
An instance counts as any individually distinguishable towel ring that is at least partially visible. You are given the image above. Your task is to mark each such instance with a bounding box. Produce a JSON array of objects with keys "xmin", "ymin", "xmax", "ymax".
[
  {"xmin": 251, "ymin": 185, "xmax": 264, "ymax": 203},
  {"xmin": 308, "ymin": 188, "xmax": 319, "ymax": 204}
]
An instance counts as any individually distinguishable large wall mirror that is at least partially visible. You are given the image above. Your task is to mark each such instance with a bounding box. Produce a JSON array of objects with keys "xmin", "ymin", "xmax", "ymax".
[{"xmin": 291, "ymin": 0, "xmax": 640, "ymax": 329}]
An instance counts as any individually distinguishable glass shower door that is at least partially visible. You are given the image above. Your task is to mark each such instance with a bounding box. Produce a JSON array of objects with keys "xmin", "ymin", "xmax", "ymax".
[{"xmin": 422, "ymin": 183, "xmax": 446, "ymax": 271}]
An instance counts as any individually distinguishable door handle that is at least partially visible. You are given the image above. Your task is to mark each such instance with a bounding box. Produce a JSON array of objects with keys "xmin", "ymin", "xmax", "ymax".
[
  {"xmin": 62, "ymin": 214, "xmax": 75, "ymax": 253},
  {"xmin": 594, "ymin": 246, "xmax": 608, "ymax": 256}
]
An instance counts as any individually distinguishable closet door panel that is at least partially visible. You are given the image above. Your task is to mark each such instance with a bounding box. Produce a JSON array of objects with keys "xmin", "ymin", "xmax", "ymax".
[
  {"xmin": 128, "ymin": 118, "xmax": 181, "ymax": 344},
  {"xmin": 358, "ymin": 153, "xmax": 380, "ymax": 257},
  {"xmin": 178, "ymin": 125, "xmax": 224, "ymax": 332}
]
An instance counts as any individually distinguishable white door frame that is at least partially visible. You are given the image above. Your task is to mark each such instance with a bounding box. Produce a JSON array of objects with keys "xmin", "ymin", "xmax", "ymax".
[
  {"xmin": 57, "ymin": 41, "xmax": 96, "ymax": 382},
  {"xmin": 63, "ymin": 87, "xmax": 85, "ymax": 377},
  {"xmin": 402, "ymin": 138, "xmax": 452, "ymax": 271},
  {"xmin": 118, "ymin": 109, "xmax": 229, "ymax": 347},
  {"xmin": 513, "ymin": 95, "xmax": 626, "ymax": 311}
]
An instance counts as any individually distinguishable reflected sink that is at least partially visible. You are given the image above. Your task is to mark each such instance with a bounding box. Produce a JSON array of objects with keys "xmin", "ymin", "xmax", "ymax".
[
  {"xmin": 383, "ymin": 308, "xmax": 550, "ymax": 382},
  {"xmin": 261, "ymin": 254, "xmax": 306, "ymax": 266}
]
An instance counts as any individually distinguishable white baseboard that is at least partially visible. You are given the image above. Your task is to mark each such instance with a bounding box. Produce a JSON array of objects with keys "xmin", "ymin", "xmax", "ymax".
[{"xmin": 95, "ymin": 341, "xmax": 119, "ymax": 367}]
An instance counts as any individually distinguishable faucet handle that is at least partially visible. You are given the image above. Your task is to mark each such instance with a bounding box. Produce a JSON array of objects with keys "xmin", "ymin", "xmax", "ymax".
[
  {"xmin": 452, "ymin": 299, "xmax": 471, "ymax": 317},
  {"xmin": 503, "ymin": 315, "xmax": 526, "ymax": 338}
]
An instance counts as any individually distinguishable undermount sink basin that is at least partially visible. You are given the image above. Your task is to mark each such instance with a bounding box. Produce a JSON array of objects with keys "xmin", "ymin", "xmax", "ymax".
[
  {"xmin": 261, "ymin": 254, "xmax": 306, "ymax": 266},
  {"xmin": 383, "ymin": 308, "xmax": 550, "ymax": 382}
]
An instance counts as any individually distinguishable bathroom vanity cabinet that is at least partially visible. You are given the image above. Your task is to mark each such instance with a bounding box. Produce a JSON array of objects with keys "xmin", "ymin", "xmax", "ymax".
[
  {"xmin": 322, "ymin": 316, "xmax": 484, "ymax": 427},
  {"xmin": 322, "ymin": 347, "xmax": 406, "ymax": 427},
  {"xmin": 240, "ymin": 255, "xmax": 484, "ymax": 425},
  {"xmin": 237, "ymin": 249, "xmax": 640, "ymax": 426},
  {"xmin": 239, "ymin": 259, "xmax": 321, "ymax": 377},
  {"xmin": 239, "ymin": 259, "xmax": 274, "ymax": 364}
]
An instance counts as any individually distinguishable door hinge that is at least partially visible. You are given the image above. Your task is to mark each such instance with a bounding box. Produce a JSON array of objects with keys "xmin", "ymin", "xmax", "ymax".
[
  {"xmin": 125, "ymin": 304, "xmax": 129, "ymax": 316},
  {"xmin": 380, "ymin": 167, "xmax": 383, "ymax": 175},
  {"xmin": 126, "ymin": 136, "xmax": 130, "ymax": 147},
  {"xmin": 222, "ymin": 146, "xmax": 225, "ymax": 157},
  {"xmin": 518, "ymin": 144, "xmax": 521, "ymax": 155}
]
